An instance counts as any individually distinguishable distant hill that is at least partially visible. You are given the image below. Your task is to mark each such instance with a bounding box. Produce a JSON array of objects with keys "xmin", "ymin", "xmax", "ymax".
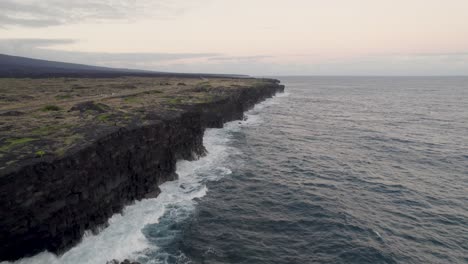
[{"xmin": 0, "ymin": 53, "xmax": 246, "ymax": 78}]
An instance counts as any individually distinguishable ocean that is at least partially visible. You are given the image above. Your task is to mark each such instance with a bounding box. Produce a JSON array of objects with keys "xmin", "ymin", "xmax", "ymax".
[{"xmin": 7, "ymin": 76, "xmax": 468, "ymax": 264}]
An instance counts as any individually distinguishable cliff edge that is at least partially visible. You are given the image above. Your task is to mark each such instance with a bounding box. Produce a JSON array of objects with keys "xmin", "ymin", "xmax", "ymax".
[{"xmin": 0, "ymin": 76, "xmax": 284, "ymax": 261}]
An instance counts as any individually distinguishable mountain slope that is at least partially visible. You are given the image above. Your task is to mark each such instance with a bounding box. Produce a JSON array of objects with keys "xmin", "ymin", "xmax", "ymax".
[{"xmin": 0, "ymin": 54, "xmax": 246, "ymax": 78}]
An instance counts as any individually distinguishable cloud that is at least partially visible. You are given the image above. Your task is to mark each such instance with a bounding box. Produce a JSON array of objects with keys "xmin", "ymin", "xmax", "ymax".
[
  {"xmin": 0, "ymin": 38, "xmax": 219, "ymax": 69},
  {"xmin": 0, "ymin": 0, "xmax": 123, "ymax": 27},
  {"xmin": 0, "ymin": 0, "xmax": 203, "ymax": 28},
  {"xmin": 0, "ymin": 38, "xmax": 74, "ymax": 49},
  {"xmin": 405, "ymin": 52, "xmax": 468, "ymax": 57},
  {"xmin": 0, "ymin": 38, "xmax": 274, "ymax": 75},
  {"xmin": 0, "ymin": 13, "xmax": 60, "ymax": 27}
]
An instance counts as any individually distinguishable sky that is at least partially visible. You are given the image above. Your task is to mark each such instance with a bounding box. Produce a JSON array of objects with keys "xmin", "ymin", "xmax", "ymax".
[{"xmin": 1, "ymin": 0, "xmax": 468, "ymax": 76}]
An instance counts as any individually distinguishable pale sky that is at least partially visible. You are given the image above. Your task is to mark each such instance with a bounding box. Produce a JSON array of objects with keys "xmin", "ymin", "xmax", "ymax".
[{"xmin": 1, "ymin": 0, "xmax": 468, "ymax": 75}]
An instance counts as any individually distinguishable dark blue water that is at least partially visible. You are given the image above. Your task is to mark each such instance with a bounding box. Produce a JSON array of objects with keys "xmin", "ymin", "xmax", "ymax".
[
  {"xmin": 146, "ymin": 77, "xmax": 468, "ymax": 264},
  {"xmin": 10, "ymin": 77, "xmax": 468, "ymax": 264}
]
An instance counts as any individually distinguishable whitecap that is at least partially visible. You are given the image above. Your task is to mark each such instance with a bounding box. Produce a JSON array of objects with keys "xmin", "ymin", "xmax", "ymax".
[{"xmin": 2, "ymin": 93, "xmax": 285, "ymax": 264}]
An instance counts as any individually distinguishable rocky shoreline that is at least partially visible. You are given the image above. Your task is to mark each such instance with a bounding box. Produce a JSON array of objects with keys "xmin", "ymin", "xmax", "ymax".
[
  {"xmin": 106, "ymin": 259, "xmax": 140, "ymax": 264},
  {"xmin": 0, "ymin": 78, "xmax": 284, "ymax": 261}
]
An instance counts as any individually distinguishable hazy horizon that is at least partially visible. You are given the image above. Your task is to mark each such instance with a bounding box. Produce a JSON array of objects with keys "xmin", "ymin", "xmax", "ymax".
[{"xmin": 1, "ymin": 0, "xmax": 468, "ymax": 76}]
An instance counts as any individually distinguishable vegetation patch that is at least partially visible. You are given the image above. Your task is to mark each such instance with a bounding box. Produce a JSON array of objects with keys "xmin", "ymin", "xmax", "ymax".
[
  {"xmin": 55, "ymin": 134, "xmax": 84, "ymax": 156},
  {"xmin": 35, "ymin": 150, "xmax": 46, "ymax": 157},
  {"xmin": 193, "ymin": 94, "xmax": 218, "ymax": 104},
  {"xmin": 97, "ymin": 113, "xmax": 111, "ymax": 122},
  {"xmin": 167, "ymin": 98, "xmax": 183, "ymax": 105},
  {"xmin": 0, "ymin": 138, "xmax": 38, "ymax": 152},
  {"xmin": 123, "ymin": 96, "xmax": 140, "ymax": 103},
  {"xmin": 253, "ymin": 80, "xmax": 270, "ymax": 88},
  {"xmin": 70, "ymin": 101, "xmax": 110, "ymax": 113},
  {"xmin": 194, "ymin": 82, "xmax": 212, "ymax": 91},
  {"xmin": 55, "ymin": 94, "xmax": 73, "ymax": 100},
  {"xmin": 94, "ymin": 103, "xmax": 110, "ymax": 112},
  {"xmin": 31, "ymin": 124, "xmax": 70, "ymax": 136},
  {"xmin": 41, "ymin": 105, "xmax": 61, "ymax": 111},
  {"xmin": 143, "ymin": 90, "xmax": 162, "ymax": 95}
]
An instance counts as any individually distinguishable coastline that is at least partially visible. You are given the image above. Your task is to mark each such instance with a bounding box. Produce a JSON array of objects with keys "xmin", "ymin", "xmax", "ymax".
[{"xmin": 0, "ymin": 78, "xmax": 284, "ymax": 261}]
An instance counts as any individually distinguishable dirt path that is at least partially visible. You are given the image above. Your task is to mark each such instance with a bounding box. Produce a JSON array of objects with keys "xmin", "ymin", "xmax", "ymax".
[{"xmin": 0, "ymin": 87, "xmax": 167, "ymax": 115}]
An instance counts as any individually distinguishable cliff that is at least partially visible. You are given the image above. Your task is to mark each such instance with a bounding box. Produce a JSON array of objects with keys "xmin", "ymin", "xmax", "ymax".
[{"xmin": 0, "ymin": 77, "xmax": 284, "ymax": 261}]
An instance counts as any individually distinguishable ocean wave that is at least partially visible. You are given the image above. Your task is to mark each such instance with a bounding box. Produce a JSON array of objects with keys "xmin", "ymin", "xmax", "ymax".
[{"xmin": 3, "ymin": 90, "xmax": 283, "ymax": 264}]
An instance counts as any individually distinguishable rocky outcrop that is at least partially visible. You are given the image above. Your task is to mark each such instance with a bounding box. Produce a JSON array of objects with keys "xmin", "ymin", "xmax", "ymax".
[
  {"xmin": 106, "ymin": 259, "xmax": 140, "ymax": 264},
  {"xmin": 0, "ymin": 79, "xmax": 284, "ymax": 261}
]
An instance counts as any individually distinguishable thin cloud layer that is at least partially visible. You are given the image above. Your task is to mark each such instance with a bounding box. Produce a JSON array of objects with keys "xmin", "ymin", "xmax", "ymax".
[
  {"xmin": 0, "ymin": 38, "xmax": 219, "ymax": 68},
  {"xmin": 208, "ymin": 56, "xmax": 274, "ymax": 62},
  {"xmin": 1, "ymin": 38, "xmax": 467, "ymax": 75},
  {"xmin": 0, "ymin": 0, "xmax": 199, "ymax": 27}
]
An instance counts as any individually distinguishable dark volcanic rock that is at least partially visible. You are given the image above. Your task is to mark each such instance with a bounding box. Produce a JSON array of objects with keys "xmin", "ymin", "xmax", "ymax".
[
  {"xmin": 0, "ymin": 80, "xmax": 284, "ymax": 261},
  {"xmin": 0, "ymin": 110, "xmax": 25, "ymax": 116},
  {"xmin": 69, "ymin": 101, "xmax": 110, "ymax": 113},
  {"xmin": 107, "ymin": 259, "xmax": 140, "ymax": 264}
]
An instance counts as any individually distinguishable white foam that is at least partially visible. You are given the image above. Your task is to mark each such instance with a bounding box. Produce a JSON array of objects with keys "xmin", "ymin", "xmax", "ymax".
[{"xmin": 2, "ymin": 92, "xmax": 286, "ymax": 264}]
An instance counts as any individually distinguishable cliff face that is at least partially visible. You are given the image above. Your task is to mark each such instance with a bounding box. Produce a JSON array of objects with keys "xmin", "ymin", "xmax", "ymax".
[{"xmin": 0, "ymin": 80, "xmax": 284, "ymax": 261}]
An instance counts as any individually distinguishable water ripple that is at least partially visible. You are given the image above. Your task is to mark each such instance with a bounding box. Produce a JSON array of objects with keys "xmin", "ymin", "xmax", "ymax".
[{"xmin": 178, "ymin": 77, "xmax": 468, "ymax": 264}]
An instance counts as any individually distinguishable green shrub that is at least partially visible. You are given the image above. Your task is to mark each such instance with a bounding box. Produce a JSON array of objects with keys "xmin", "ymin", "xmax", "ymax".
[
  {"xmin": 35, "ymin": 150, "xmax": 46, "ymax": 157},
  {"xmin": 0, "ymin": 138, "xmax": 37, "ymax": 152},
  {"xmin": 32, "ymin": 124, "xmax": 70, "ymax": 136},
  {"xmin": 124, "ymin": 96, "xmax": 139, "ymax": 103},
  {"xmin": 144, "ymin": 90, "xmax": 162, "ymax": 94},
  {"xmin": 167, "ymin": 98, "xmax": 183, "ymax": 104},
  {"xmin": 42, "ymin": 105, "xmax": 61, "ymax": 111},
  {"xmin": 97, "ymin": 114, "xmax": 111, "ymax": 121},
  {"xmin": 55, "ymin": 94, "xmax": 72, "ymax": 100}
]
